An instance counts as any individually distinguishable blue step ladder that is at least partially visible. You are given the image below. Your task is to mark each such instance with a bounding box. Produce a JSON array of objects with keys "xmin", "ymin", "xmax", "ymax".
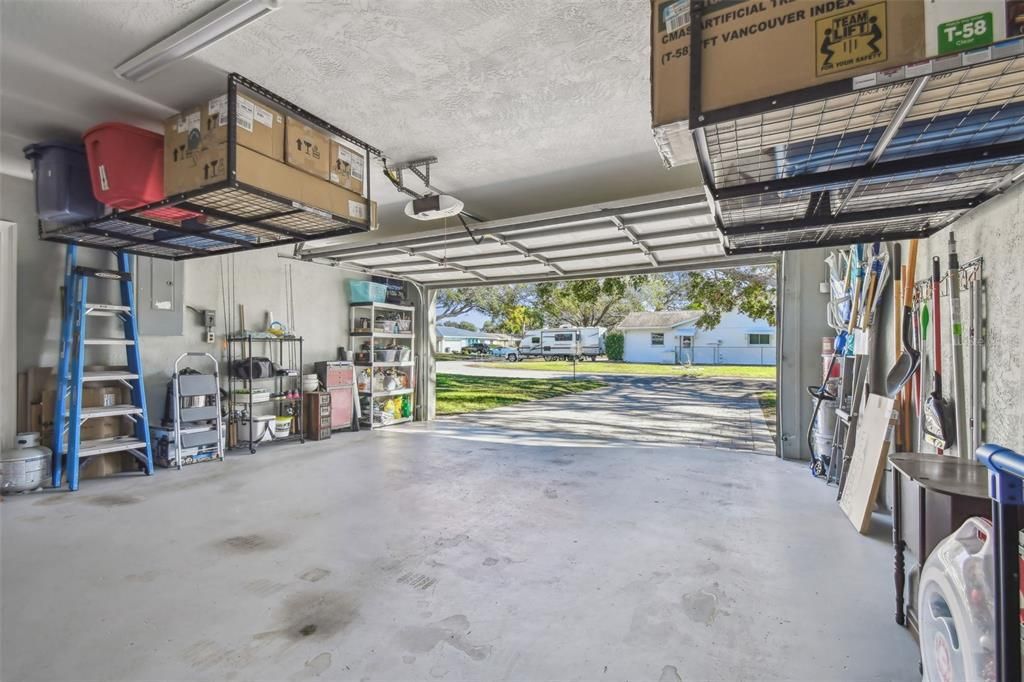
[{"xmin": 52, "ymin": 245, "xmax": 153, "ymax": 491}]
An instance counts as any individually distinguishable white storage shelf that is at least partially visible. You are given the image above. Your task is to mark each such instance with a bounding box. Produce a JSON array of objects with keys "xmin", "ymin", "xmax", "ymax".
[{"xmin": 350, "ymin": 301, "xmax": 415, "ymax": 429}]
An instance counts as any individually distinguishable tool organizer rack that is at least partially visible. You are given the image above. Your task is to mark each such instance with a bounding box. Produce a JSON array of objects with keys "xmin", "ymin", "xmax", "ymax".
[
  {"xmin": 38, "ymin": 74, "xmax": 382, "ymax": 261},
  {"xmin": 659, "ymin": 3, "xmax": 1024, "ymax": 255}
]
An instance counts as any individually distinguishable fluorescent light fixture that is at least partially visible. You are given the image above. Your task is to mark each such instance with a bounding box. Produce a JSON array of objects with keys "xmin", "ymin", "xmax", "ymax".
[{"xmin": 115, "ymin": 0, "xmax": 279, "ymax": 82}]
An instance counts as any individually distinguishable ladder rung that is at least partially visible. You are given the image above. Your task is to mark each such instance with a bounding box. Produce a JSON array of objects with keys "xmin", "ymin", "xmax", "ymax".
[
  {"xmin": 75, "ymin": 436, "xmax": 148, "ymax": 457},
  {"xmin": 84, "ymin": 338, "xmax": 135, "ymax": 346},
  {"xmin": 85, "ymin": 302, "xmax": 131, "ymax": 317},
  {"xmin": 74, "ymin": 266, "xmax": 131, "ymax": 281},
  {"xmin": 83, "ymin": 370, "xmax": 139, "ymax": 382},
  {"xmin": 77, "ymin": 405, "xmax": 143, "ymax": 419}
]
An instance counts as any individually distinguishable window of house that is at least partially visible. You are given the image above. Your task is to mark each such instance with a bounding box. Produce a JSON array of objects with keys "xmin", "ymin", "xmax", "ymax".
[
  {"xmin": 749, "ymin": 333, "xmax": 771, "ymax": 345},
  {"xmin": 651, "ymin": 333, "xmax": 664, "ymax": 346}
]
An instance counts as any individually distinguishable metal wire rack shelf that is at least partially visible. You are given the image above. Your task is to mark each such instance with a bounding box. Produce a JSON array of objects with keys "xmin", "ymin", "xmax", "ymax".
[
  {"xmin": 670, "ymin": 2, "xmax": 1024, "ymax": 255},
  {"xmin": 39, "ymin": 74, "xmax": 382, "ymax": 261}
]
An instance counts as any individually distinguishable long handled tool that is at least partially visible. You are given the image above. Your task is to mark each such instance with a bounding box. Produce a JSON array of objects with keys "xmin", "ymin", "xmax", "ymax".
[
  {"xmin": 860, "ymin": 242, "xmax": 883, "ymax": 331},
  {"xmin": 946, "ymin": 233, "xmax": 970, "ymax": 459},
  {"xmin": 892, "ymin": 246, "xmax": 903, "ymax": 450},
  {"xmin": 917, "ymin": 292, "xmax": 930, "ymax": 451},
  {"xmin": 923, "ymin": 257, "xmax": 953, "ymax": 452},
  {"xmin": 969, "ymin": 275, "xmax": 983, "ymax": 455},
  {"xmin": 885, "ymin": 240, "xmax": 920, "ymax": 398}
]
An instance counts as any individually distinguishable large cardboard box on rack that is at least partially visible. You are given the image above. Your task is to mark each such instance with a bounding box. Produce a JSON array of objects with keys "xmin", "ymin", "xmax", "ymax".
[
  {"xmin": 285, "ymin": 116, "xmax": 331, "ymax": 180},
  {"xmin": 164, "ymin": 144, "xmax": 376, "ymax": 225},
  {"xmin": 651, "ymin": 0, "xmax": 929, "ymax": 127},
  {"xmin": 328, "ymin": 140, "xmax": 365, "ymax": 194},
  {"xmin": 234, "ymin": 146, "xmax": 372, "ymax": 223},
  {"xmin": 163, "ymin": 94, "xmax": 285, "ymax": 195}
]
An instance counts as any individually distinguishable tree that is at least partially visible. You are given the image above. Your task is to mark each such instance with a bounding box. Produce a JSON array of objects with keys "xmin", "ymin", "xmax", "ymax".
[
  {"xmin": 605, "ymin": 331, "xmax": 624, "ymax": 361},
  {"xmin": 682, "ymin": 266, "xmax": 776, "ymax": 330},
  {"xmin": 490, "ymin": 304, "xmax": 543, "ymax": 336},
  {"xmin": 445, "ymin": 320, "xmax": 477, "ymax": 331},
  {"xmin": 435, "ymin": 288, "xmax": 499, "ymax": 321},
  {"xmin": 534, "ymin": 276, "xmax": 648, "ymax": 328}
]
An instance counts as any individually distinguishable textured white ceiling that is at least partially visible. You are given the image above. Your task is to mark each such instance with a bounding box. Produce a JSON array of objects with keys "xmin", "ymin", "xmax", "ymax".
[{"xmin": 1, "ymin": 0, "xmax": 699, "ymax": 229}]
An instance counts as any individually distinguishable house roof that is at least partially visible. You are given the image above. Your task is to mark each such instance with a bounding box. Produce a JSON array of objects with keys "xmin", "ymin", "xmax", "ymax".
[
  {"xmin": 436, "ymin": 326, "xmax": 513, "ymax": 341},
  {"xmin": 616, "ymin": 311, "xmax": 702, "ymax": 330}
]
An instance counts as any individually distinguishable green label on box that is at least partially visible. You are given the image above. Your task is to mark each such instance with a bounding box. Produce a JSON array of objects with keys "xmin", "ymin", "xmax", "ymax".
[{"xmin": 937, "ymin": 12, "xmax": 994, "ymax": 55}]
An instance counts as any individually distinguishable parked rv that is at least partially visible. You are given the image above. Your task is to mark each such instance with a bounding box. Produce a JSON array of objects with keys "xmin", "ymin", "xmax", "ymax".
[{"xmin": 518, "ymin": 327, "xmax": 605, "ymax": 360}]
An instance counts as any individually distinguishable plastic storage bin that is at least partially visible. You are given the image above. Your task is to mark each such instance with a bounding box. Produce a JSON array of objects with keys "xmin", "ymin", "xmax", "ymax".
[
  {"xmin": 348, "ymin": 280, "xmax": 387, "ymax": 303},
  {"xmin": 82, "ymin": 123, "xmax": 164, "ymax": 209},
  {"xmin": 22, "ymin": 142, "xmax": 104, "ymax": 223}
]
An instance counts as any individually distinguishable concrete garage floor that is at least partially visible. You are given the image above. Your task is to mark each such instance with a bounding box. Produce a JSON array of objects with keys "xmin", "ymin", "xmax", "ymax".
[{"xmin": 1, "ymin": 391, "xmax": 918, "ymax": 681}]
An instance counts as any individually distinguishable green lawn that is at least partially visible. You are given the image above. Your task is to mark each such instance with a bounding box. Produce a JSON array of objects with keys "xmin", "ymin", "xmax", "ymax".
[
  {"xmin": 436, "ymin": 373, "xmax": 605, "ymax": 415},
  {"xmin": 472, "ymin": 360, "xmax": 776, "ymax": 380}
]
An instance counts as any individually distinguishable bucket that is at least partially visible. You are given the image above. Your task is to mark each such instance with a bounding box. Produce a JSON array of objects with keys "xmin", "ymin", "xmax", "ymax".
[
  {"xmin": 239, "ymin": 415, "xmax": 274, "ymax": 444},
  {"xmin": 1, "ymin": 433, "xmax": 52, "ymax": 494},
  {"xmin": 273, "ymin": 416, "xmax": 292, "ymax": 438}
]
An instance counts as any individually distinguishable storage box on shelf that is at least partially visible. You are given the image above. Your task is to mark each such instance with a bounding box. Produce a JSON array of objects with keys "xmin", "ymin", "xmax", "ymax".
[
  {"xmin": 226, "ymin": 334, "xmax": 305, "ymax": 454},
  {"xmin": 35, "ymin": 73, "xmax": 381, "ymax": 261},
  {"xmin": 655, "ymin": 0, "xmax": 1024, "ymax": 254},
  {"xmin": 349, "ymin": 301, "xmax": 415, "ymax": 429}
]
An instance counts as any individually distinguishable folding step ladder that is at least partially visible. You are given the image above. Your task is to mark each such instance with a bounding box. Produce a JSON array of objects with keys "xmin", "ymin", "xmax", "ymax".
[
  {"xmin": 52, "ymin": 245, "xmax": 153, "ymax": 491},
  {"xmin": 170, "ymin": 352, "xmax": 224, "ymax": 469}
]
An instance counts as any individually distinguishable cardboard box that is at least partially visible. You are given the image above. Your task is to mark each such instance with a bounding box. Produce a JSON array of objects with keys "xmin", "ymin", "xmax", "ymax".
[
  {"xmin": 81, "ymin": 453, "xmax": 134, "ymax": 480},
  {"xmin": 163, "ymin": 142, "xmax": 372, "ymax": 225},
  {"xmin": 651, "ymin": 0, "xmax": 929, "ymax": 127},
  {"xmin": 164, "ymin": 94, "xmax": 285, "ymax": 195},
  {"xmin": 286, "ymin": 116, "xmax": 330, "ymax": 179},
  {"xmin": 41, "ymin": 385, "xmax": 130, "ymax": 427},
  {"xmin": 328, "ymin": 141, "xmax": 365, "ymax": 194},
  {"xmin": 234, "ymin": 146, "xmax": 371, "ymax": 223}
]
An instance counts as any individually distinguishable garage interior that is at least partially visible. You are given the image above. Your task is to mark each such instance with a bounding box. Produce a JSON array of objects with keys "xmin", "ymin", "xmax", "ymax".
[{"xmin": 2, "ymin": 1, "xmax": 1024, "ymax": 681}]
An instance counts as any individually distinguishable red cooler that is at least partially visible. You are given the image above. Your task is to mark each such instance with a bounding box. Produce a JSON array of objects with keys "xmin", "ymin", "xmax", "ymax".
[{"xmin": 82, "ymin": 123, "xmax": 164, "ymax": 209}]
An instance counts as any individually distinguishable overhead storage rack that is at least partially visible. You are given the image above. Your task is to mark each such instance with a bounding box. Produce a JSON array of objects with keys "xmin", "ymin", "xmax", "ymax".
[
  {"xmin": 38, "ymin": 74, "xmax": 382, "ymax": 260},
  {"xmin": 657, "ymin": 2, "xmax": 1024, "ymax": 255}
]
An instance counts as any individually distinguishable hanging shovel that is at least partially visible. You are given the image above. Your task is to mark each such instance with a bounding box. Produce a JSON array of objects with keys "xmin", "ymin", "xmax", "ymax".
[
  {"xmin": 923, "ymin": 256, "xmax": 954, "ymax": 451},
  {"xmin": 885, "ymin": 240, "xmax": 920, "ymax": 398}
]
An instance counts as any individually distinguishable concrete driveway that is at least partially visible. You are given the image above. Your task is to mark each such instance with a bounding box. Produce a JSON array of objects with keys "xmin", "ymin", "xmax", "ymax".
[{"xmin": 437, "ymin": 361, "xmax": 775, "ymax": 454}]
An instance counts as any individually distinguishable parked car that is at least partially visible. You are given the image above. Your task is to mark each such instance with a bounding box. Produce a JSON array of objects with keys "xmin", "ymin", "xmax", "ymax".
[
  {"xmin": 460, "ymin": 342, "xmax": 491, "ymax": 355},
  {"xmin": 491, "ymin": 347, "xmax": 519, "ymax": 362}
]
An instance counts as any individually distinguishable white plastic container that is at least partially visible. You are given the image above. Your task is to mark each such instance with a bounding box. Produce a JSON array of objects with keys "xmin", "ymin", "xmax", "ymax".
[
  {"xmin": 918, "ymin": 517, "xmax": 995, "ymax": 682},
  {"xmin": 1, "ymin": 433, "xmax": 52, "ymax": 494},
  {"xmin": 239, "ymin": 415, "xmax": 274, "ymax": 445},
  {"xmin": 302, "ymin": 374, "xmax": 319, "ymax": 392}
]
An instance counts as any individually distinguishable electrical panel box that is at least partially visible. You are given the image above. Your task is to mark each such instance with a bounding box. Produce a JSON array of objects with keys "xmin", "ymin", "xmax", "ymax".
[{"xmin": 136, "ymin": 256, "xmax": 183, "ymax": 336}]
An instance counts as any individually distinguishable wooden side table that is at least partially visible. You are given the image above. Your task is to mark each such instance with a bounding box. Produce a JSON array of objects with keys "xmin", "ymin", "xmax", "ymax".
[{"xmin": 888, "ymin": 453, "xmax": 991, "ymax": 637}]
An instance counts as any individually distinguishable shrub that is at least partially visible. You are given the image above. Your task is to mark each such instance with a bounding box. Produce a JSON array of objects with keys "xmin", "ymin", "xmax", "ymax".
[{"xmin": 605, "ymin": 331, "xmax": 624, "ymax": 361}]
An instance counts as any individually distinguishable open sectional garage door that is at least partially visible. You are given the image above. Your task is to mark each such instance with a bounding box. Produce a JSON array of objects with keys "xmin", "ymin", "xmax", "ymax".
[
  {"xmin": 294, "ymin": 191, "xmax": 775, "ymax": 287},
  {"xmin": 295, "ymin": 190, "xmax": 782, "ymax": 452}
]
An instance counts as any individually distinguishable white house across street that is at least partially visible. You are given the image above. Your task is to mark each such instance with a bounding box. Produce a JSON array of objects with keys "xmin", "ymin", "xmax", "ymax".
[{"xmin": 618, "ymin": 311, "xmax": 776, "ymax": 366}]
